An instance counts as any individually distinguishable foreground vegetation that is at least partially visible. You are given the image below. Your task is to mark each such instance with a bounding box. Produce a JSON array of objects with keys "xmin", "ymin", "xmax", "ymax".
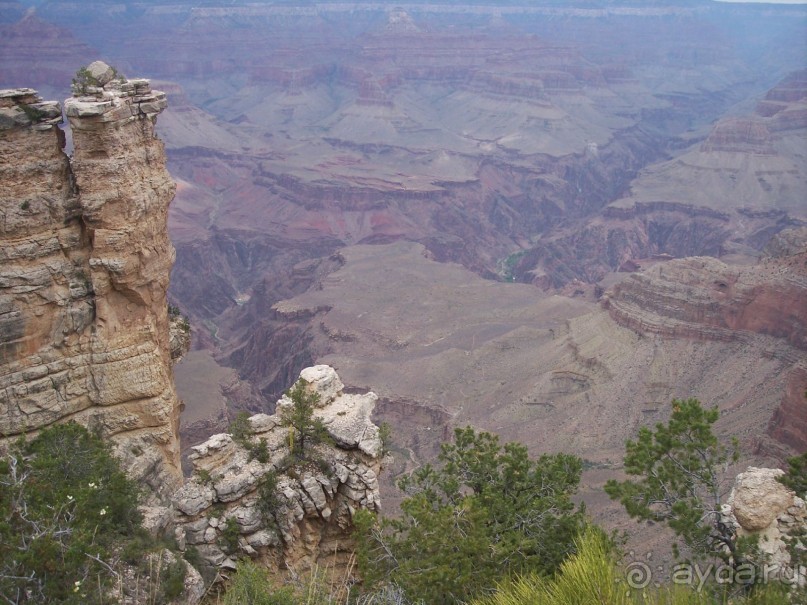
[
  {"xmin": 214, "ymin": 400, "xmax": 805, "ymax": 604},
  {"xmin": 2, "ymin": 401, "xmax": 803, "ymax": 605},
  {"xmin": 354, "ymin": 426, "xmax": 585, "ymax": 604},
  {"xmin": 0, "ymin": 423, "xmax": 187, "ymax": 604},
  {"xmin": 471, "ymin": 527, "xmax": 796, "ymax": 605}
]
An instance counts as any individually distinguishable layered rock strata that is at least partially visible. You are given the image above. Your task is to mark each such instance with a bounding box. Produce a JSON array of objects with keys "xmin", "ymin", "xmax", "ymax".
[
  {"xmin": 0, "ymin": 69, "xmax": 182, "ymax": 497},
  {"xmin": 172, "ymin": 365, "xmax": 383, "ymax": 579},
  {"xmin": 604, "ymin": 250, "xmax": 807, "ymax": 351}
]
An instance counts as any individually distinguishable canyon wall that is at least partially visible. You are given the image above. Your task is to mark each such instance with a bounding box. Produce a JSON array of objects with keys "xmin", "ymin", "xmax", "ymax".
[
  {"xmin": 0, "ymin": 69, "xmax": 183, "ymax": 498},
  {"xmin": 604, "ymin": 250, "xmax": 807, "ymax": 351}
]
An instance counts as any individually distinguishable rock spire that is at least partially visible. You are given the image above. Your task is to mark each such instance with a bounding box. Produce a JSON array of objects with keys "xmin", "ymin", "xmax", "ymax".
[
  {"xmin": 173, "ymin": 365, "xmax": 383, "ymax": 580},
  {"xmin": 0, "ymin": 63, "xmax": 182, "ymax": 497}
]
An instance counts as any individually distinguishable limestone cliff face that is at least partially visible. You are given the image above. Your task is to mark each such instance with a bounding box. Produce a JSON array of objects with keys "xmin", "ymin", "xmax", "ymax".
[
  {"xmin": 172, "ymin": 365, "xmax": 383, "ymax": 580},
  {"xmin": 0, "ymin": 71, "xmax": 182, "ymax": 498}
]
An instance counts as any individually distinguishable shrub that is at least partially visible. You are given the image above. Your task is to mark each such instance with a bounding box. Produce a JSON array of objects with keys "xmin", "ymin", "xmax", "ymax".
[
  {"xmin": 220, "ymin": 517, "xmax": 241, "ymax": 554},
  {"xmin": 378, "ymin": 422, "xmax": 392, "ymax": 457},
  {"xmin": 196, "ymin": 468, "xmax": 213, "ymax": 485},
  {"xmin": 472, "ymin": 527, "xmax": 791, "ymax": 605},
  {"xmin": 249, "ymin": 437, "xmax": 271, "ymax": 463},
  {"xmin": 257, "ymin": 471, "xmax": 281, "ymax": 524},
  {"xmin": 280, "ymin": 379, "xmax": 331, "ymax": 461},
  {"xmin": 605, "ymin": 399, "xmax": 744, "ymax": 564},
  {"xmin": 222, "ymin": 559, "xmax": 296, "ymax": 605},
  {"xmin": 230, "ymin": 411, "xmax": 253, "ymax": 445},
  {"xmin": 777, "ymin": 451, "xmax": 807, "ymax": 603},
  {"xmin": 160, "ymin": 558, "xmax": 187, "ymax": 602},
  {"xmin": 355, "ymin": 426, "xmax": 585, "ymax": 604},
  {"xmin": 183, "ymin": 545, "xmax": 203, "ymax": 571},
  {"xmin": 0, "ymin": 422, "xmax": 145, "ymax": 603}
]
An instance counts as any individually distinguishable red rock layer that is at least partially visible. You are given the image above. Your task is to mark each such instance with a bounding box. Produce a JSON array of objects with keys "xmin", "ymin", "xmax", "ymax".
[{"xmin": 605, "ymin": 251, "xmax": 807, "ymax": 350}]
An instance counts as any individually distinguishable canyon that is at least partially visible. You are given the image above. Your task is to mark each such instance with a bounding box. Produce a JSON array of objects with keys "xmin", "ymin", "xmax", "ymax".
[
  {"xmin": 0, "ymin": 73, "xmax": 387, "ymax": 587},
  {"xmin": 1, "ymin": 0, "xmax": 806, "ymax": 563}
]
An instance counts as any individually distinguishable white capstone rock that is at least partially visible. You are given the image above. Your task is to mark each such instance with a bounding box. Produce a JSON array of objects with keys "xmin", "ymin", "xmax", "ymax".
[{"xmin": 300, "ymin": 364, "xmax": 344, "ymax": 405}]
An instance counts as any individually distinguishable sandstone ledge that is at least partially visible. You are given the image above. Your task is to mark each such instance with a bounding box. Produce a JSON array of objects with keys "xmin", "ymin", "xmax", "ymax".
[{"xmin": 604, "ymin": 251, "xmax": 807, "ymax": 351}]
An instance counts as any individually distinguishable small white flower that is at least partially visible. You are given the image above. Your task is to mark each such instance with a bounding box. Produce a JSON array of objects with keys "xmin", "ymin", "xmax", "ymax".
[
  {"xmin": 66, "ymin": 495, "xmax": 74, "ymax": 501},
  {"xmin": 88, "ymin": 482, "xmax": 96, "ymax": 489},
  {"xmin": 73, "ymin": 580, "xmax": 81, "ymax": 592},
  {"xmin": 99, "ymin": 508, "xmax": 106, "ymax": 516}
]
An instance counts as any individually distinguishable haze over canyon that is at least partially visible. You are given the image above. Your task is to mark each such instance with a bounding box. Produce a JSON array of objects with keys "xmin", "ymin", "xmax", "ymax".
[{"xmin": 1, "ymin": 0, "xmax": 805, "ymax": 544}]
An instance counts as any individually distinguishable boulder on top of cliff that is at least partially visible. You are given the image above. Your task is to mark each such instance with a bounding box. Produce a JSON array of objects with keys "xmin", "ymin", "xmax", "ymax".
[
  {"xmin": 300, "ymin": 364, "xmax": 344, "ymax": 405},
  {"xmin": 85, "ymin": 60, "xmax": 117, "ymax": 86},
  {"xmin": 729, "ymin": 467, "xmax": 793, "ymax": 532}
]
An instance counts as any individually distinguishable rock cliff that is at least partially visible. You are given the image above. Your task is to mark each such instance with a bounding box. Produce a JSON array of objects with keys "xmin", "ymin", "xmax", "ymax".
[
  {"xmin": 172, "ymin": 365, "xmax": 383, "ymax": 580},
  {"xmin": 604, "ymin": 249, "xmax": 807, "ymax": 350},
  {"xmin": 0, "ymin": 66, "xmax": 182, "ymax": 498},
  {"xmin": 725, "ymin": 467, "xmax": 806, "ymax": 585},
  {"xmin": 603, "ymin": 242, "xmax": 807, "ymax": 454}
]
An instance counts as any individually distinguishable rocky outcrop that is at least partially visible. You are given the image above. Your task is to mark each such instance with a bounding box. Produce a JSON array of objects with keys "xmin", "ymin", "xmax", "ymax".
[
  {"xmin": 169, "ymin": 314, "xmax": 191, "ymax": 363},
  {"xmin": 700, "ymin": 118, "xmax": 774, "ymax": 154},
  {"xmin": 172, "ymin": 365, "xmax": 383, "ymax": 579},
  {"xmin": 0, "ymin": 68, "xmax": 182, "ymax": 498},
  {"xmin": 604, "ymin": 250, "xmax": 807, "ymax": 351},
  {"xmin": 725, "ymin": 467, "xmax": 806, "ymax": 584}
]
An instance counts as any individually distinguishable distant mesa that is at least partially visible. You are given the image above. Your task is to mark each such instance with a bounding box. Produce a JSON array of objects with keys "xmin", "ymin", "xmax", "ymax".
[{"xmin": 700, "ymin": 118, "xmax": 774, "ymax": 154}]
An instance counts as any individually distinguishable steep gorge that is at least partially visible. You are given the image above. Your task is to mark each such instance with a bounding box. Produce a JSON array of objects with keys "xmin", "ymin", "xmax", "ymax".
[{"xmin": 0, "ymin": 70, "xmax": 393, "ymax": 587}]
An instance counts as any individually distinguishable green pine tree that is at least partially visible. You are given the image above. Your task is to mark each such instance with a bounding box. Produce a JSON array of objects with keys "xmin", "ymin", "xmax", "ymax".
[
  {"xmin": 355, "ymin": 426, "xmax": 585, "ymax": 604},
  {"xmin": 605, "ymin": 398, "xmax": 750, "ymax": 567},
  {"xmin": 279, "ymin": 379, "xmax": 330, "ymax": 461}
]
